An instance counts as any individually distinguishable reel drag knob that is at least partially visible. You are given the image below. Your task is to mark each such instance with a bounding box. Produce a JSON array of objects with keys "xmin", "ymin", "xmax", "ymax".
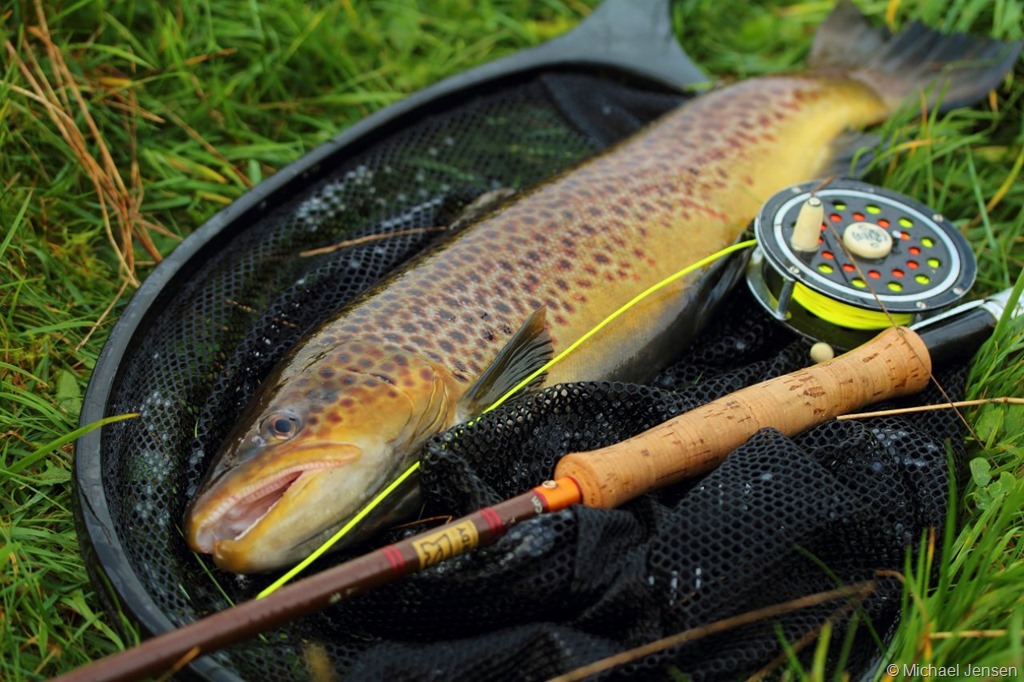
[{"xmin": 745, "ymin": 179, "xmax": 977, "ymax": 350}]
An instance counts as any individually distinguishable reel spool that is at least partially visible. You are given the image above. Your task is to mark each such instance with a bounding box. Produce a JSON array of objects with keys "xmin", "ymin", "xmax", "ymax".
[{"xmin": 746, "ymin": 179, "xmax": 977, "ymax": 350}]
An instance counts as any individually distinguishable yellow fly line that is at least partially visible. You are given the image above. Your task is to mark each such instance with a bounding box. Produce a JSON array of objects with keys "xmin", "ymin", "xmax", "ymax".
[
  {"xmin": 791, "ymin": 282, "xmax": 912, "ymax": 330},
  {"xmin": 258, "ymin": 460, "xmax": 422, "ymax": 598},
  {"xmin": 259, "ymin": 237, "xmax": 759, "ymax": 598}
]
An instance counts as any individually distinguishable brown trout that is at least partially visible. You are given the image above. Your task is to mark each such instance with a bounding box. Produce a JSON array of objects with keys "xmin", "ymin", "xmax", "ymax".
[{"xmin": 185, "ymin": 1, "xmax": 1020, "ymax": 572}]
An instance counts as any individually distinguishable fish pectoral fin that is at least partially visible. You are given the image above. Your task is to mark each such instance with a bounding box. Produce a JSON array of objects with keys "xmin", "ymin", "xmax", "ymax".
[{"xmin": 458, "ymin": 306, "xmax": 553, "ymax": 415}]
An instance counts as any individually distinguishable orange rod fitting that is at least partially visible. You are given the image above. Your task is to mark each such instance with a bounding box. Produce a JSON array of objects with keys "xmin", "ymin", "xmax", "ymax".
[{"xmin": 532, "ymin": 477, "xmax": 583, "ymax": 512}]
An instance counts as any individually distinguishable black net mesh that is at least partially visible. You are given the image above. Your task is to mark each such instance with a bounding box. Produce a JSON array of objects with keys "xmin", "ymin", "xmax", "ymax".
[{"xmin": 84, "ymin": 69, "xmax": 966, "ymax": 681}]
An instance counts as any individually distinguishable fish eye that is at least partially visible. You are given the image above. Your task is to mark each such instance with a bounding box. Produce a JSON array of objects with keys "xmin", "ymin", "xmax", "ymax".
[{"xmin": 263, "ymin": 413, "xmax": 301, "ymax": 440}]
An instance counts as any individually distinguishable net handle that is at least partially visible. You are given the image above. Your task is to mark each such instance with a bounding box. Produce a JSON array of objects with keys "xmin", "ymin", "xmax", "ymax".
[{"xmin": 555, "ymin": 326, "xmax": 932, "ymax": 509}]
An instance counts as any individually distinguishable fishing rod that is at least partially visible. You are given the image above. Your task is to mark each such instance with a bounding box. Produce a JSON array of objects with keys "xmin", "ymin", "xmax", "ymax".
[{"xmin": 55, "ymin": 182, "xmax": 1022, "ymax": 682}]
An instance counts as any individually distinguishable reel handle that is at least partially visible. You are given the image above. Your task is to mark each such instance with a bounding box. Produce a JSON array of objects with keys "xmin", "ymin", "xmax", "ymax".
[{"xmin": 555, "ymin": 326, "xmax": 932, "ymax": 509}]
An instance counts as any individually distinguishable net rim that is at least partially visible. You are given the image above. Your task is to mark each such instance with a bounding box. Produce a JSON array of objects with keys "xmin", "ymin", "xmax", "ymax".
[{"xmin": 72, "ymin": 1, "xmax": 705, "ymax": 678}]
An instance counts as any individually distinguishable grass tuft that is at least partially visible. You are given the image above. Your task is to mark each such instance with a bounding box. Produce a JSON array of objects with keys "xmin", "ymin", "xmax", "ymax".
[{"xmin": 1, "ymin": 0, "xmax": 1022, "ymax": 680}]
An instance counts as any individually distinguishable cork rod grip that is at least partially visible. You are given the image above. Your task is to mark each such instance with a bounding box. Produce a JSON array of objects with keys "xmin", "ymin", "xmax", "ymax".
[{"xmin": 555, "ymin": 327, "xmax": 932, "ymax": 509}]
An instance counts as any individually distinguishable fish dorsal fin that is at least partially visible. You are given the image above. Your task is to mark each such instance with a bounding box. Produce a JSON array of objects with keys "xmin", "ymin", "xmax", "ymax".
[{"xmin": 458, "ymin": 307, "xmax": 552, "ymax": 417}]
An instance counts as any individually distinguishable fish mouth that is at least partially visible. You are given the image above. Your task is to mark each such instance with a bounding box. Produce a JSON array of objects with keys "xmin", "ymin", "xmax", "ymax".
[{"xmin": 187, "ymin": 445, "xmax": 361, "ymax": 555}]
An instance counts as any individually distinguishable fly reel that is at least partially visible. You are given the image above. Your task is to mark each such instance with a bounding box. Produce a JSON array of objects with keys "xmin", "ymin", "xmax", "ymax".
[{"xmin": 746, "ymin": 179, "xmax": 977, "ymax": 350}]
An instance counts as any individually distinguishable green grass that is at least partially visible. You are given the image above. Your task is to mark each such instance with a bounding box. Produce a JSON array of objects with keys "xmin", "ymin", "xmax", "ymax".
[{"xmin": 1, "ymin": 0, "xmax": 1022, "ymax": 680}]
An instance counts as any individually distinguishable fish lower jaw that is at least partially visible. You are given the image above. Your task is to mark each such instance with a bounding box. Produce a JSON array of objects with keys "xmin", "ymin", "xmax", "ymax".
[{"xmin": 189, "ymin": 463, "xmax": 341, "ymax": 553}]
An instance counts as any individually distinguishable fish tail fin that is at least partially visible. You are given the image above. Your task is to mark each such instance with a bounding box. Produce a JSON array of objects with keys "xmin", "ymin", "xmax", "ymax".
[{"xmin": 810, "ymin": 0, "xmax": 1021, "ymax": 113}]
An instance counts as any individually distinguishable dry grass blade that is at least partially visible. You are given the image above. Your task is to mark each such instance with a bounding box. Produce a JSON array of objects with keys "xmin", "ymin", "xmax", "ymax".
[
  {"xmin": 3, "ymin": 0, "xmax": 175, "ymax": 287},
  {"xmin": 299, "ymin": 227, "xmax": 448, "ymax": 257},
  {"xmin": 164, "ymin": 109, "xmax": 253, "ymax": 189},
  {"xmin": 928, "ymin": 629, "xmax": 1019, "ymax": 640},
  {"xmin": 153, "ymin": 646, "xmax": 200, "ymax": 682},
  {"xmin": 747, "ymin": 599, "xmax": 863, "ymax": 682},
  {"xmin": 547, "ymin": 582, "xmax": 877, "ymax": 682},
  {"xmin": 837, "ymin": 397, "xmax": 1024, "ymax": 421},
  {"xmin": 74, "ymin": 279, "xmax": 131, "ymax": 353}
]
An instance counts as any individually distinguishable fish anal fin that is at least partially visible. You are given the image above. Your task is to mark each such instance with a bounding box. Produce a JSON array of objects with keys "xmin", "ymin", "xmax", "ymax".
[
  {"xmin": 823, "ymin": 130, "xmax": 881, "ymax": 179},
  {"xmin": 458, "ymin": 306, "xmax": 552, "ymax": 416}
]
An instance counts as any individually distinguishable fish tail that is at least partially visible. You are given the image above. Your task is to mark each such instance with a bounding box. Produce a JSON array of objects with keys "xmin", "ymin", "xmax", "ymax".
[{"xmin": 810, "ymin": 0, "xmax": 1021, "ymax": 114}]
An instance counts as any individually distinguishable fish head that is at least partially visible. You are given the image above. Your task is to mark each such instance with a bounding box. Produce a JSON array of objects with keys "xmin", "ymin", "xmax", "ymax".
[{"xmin": 184, "ymin": 345, "xmax": 459, "ymax": 573}]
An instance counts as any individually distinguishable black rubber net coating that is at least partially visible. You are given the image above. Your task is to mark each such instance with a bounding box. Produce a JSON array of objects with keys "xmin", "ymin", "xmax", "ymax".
[{"xmin": 86, "ymin": 69, "xmax": 967, "ymax": 681}]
